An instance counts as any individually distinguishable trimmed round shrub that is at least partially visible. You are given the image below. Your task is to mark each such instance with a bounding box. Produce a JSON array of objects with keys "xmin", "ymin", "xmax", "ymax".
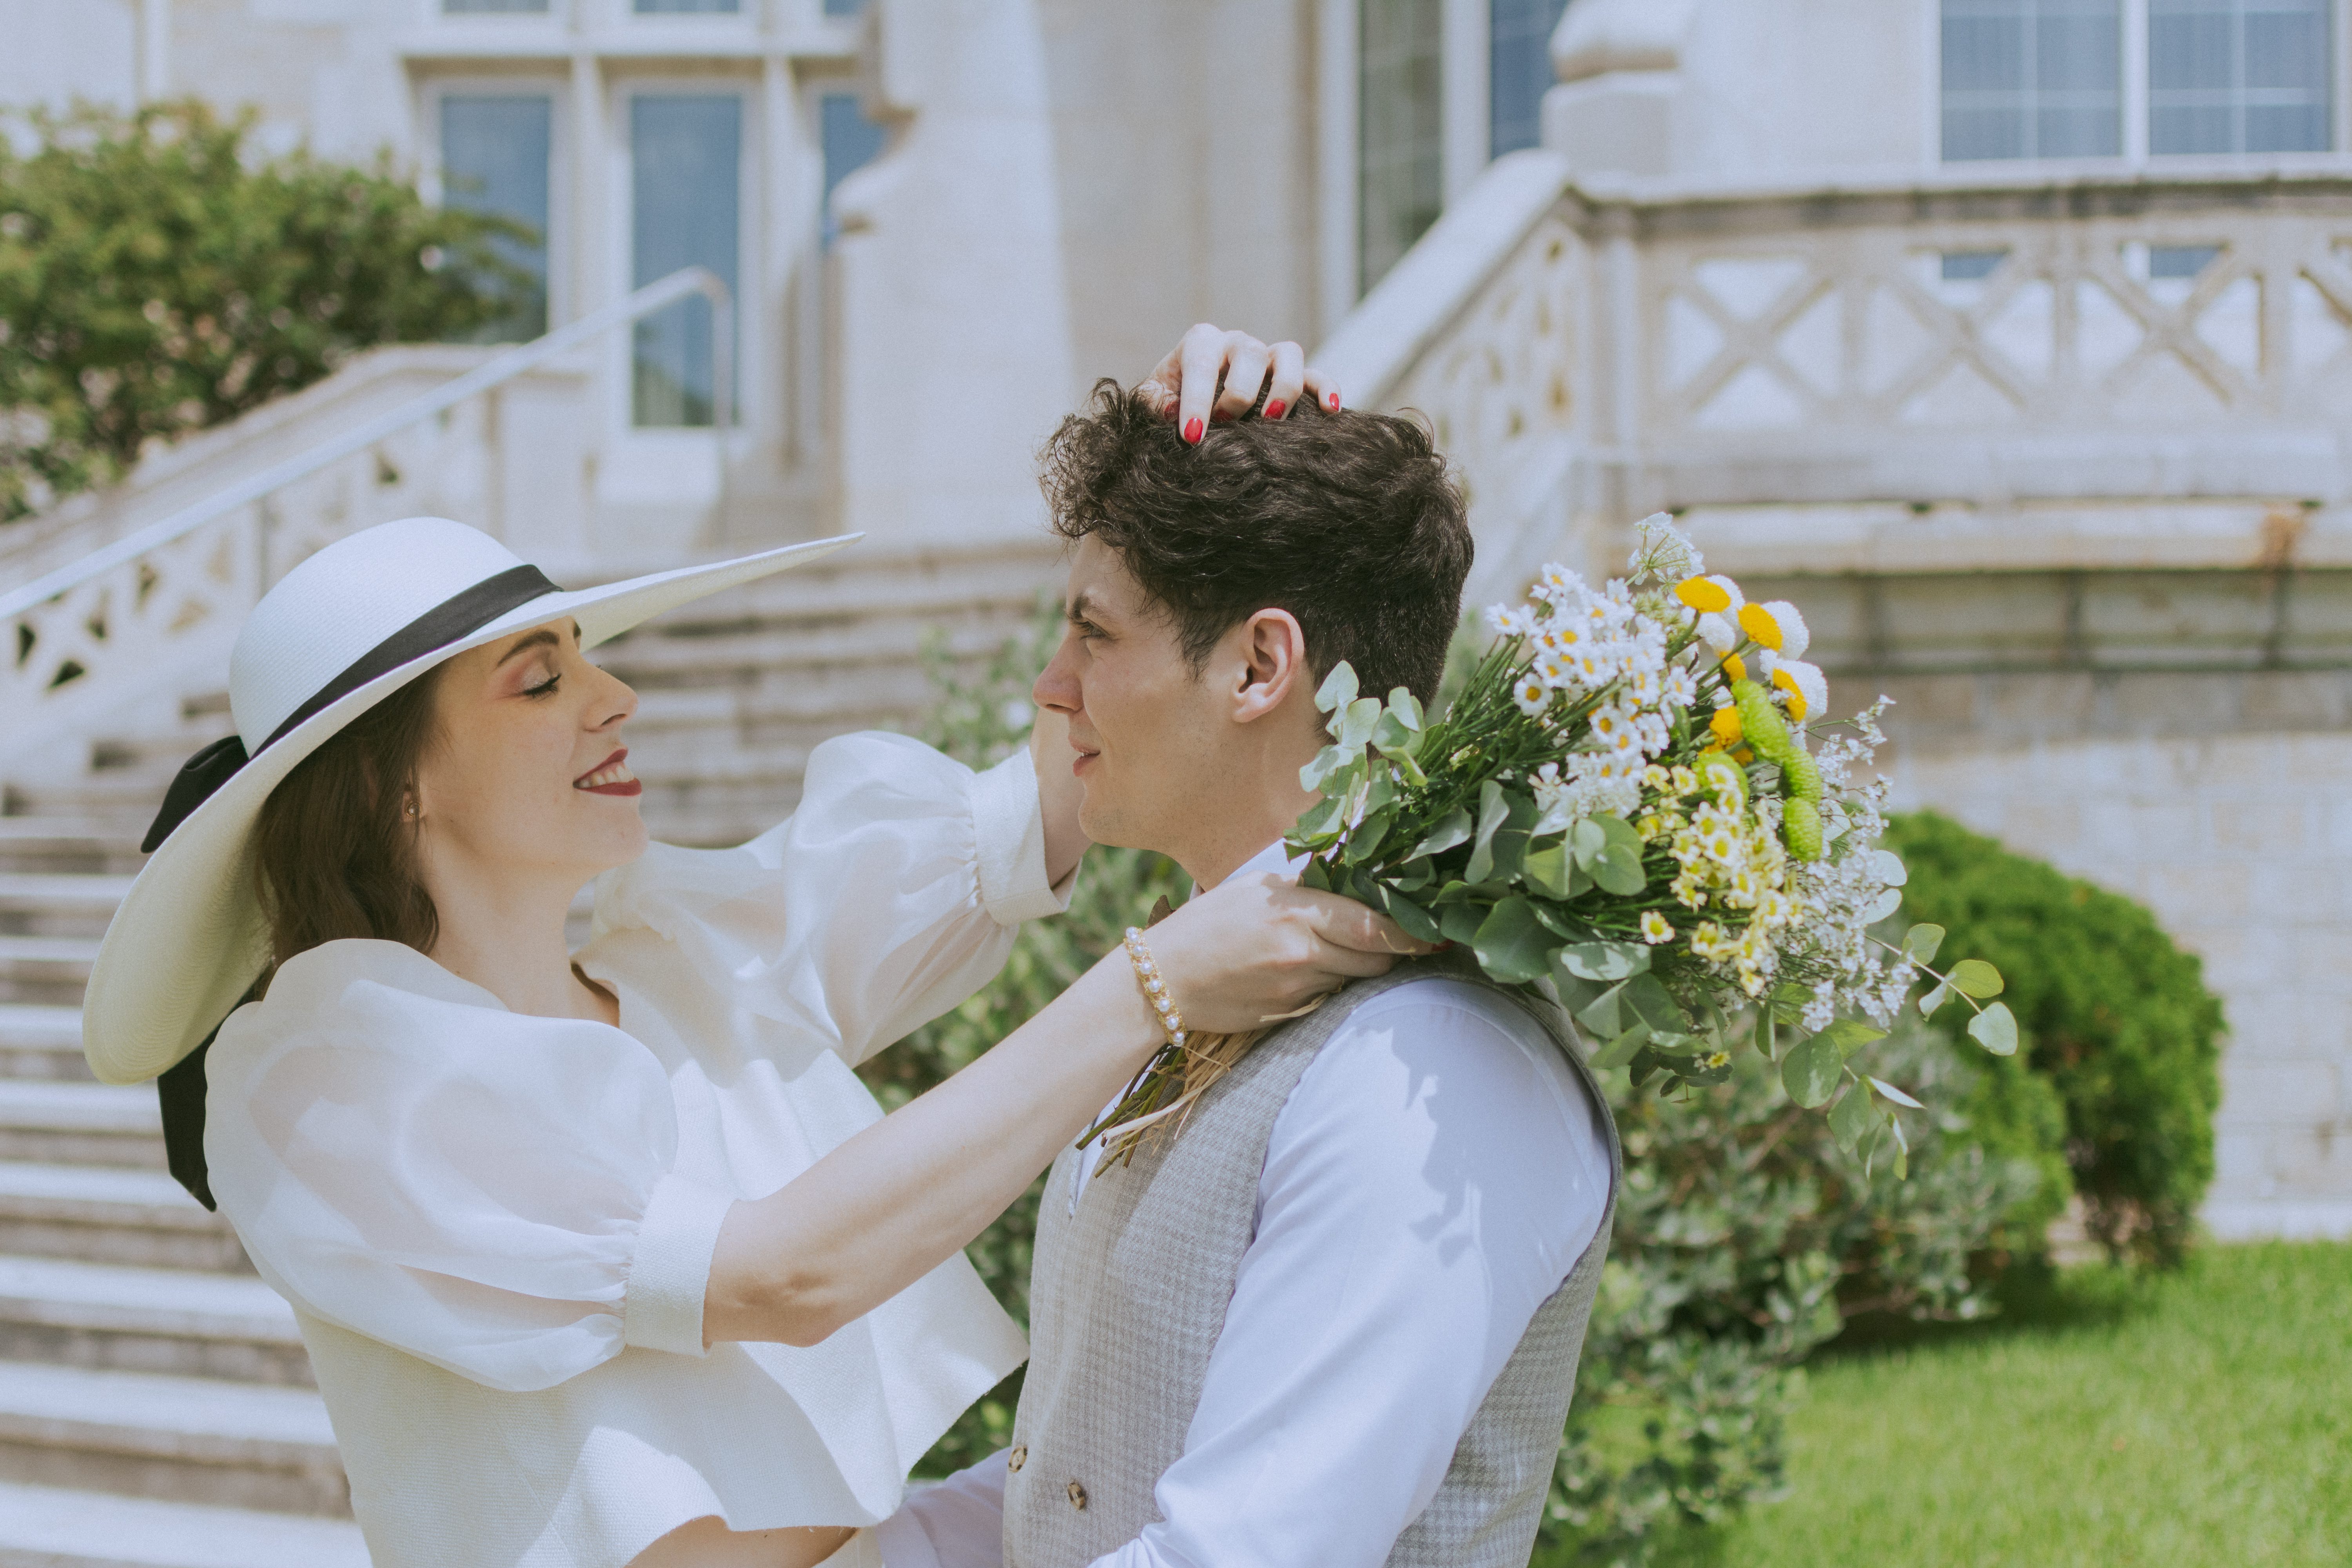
[{"xmin": 1884, "ymin": 811, "xmax": 2225, "ymax": 1267}]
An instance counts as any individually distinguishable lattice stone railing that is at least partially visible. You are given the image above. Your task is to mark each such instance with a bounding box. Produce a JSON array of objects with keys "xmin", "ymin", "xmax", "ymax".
[
  {"xmin": 1, "ymin": 269, "xmax": 732, "ymax": 780},
  {"xmin": 1320, "ymin": 158, "xmax": 2352, "ymax": 592}
]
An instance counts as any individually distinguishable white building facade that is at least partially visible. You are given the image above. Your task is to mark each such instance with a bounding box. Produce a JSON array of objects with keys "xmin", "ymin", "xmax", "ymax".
[{"xmin": 3, "ymin": 0, "xmax": 2349, "ymax": 1239}]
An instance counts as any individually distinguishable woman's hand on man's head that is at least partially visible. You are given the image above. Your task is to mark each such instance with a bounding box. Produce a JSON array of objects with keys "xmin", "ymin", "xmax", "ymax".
[{"xmin": 1138, "ymin": 324, "xmax": 1343, "ymax": 446}]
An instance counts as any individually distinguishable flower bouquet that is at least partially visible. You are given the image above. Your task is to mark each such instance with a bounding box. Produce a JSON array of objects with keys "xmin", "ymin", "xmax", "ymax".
[{"xmin": 1090, "ymin": 515, "xmax": 2013, "ymax": 1176}]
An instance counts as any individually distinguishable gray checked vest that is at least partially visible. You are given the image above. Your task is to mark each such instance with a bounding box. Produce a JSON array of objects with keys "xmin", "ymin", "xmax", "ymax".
[{"xmin": 1002, "ymin": 955, "xmax": 1622, "ymax": 1568}]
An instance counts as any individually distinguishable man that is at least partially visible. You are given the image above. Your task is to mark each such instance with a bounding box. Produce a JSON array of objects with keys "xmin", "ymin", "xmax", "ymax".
[{"xmin": 876, "ymin": 385, "xmax": 1619, "ymax": 1568}]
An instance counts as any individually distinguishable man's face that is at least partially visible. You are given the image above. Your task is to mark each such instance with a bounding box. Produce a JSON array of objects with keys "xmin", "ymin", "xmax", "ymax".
[{"xmin": 1031, "ymin": 538, "xmax": 1228, "ymax": 855}]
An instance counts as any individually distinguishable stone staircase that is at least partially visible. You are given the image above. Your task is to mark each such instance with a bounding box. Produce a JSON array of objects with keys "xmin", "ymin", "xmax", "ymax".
[{"xmin": 0, "ymin": 534, "xmax": 1062, "ymax": 1563}]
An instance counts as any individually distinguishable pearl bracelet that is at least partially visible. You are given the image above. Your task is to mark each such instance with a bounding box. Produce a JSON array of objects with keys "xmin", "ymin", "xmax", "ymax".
[{"xmin": 1122, "ymin": 926, "xmax": 1187, "ymax": 1050}]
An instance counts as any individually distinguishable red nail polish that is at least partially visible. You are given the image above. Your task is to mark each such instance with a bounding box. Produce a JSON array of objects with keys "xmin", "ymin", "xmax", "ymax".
[
  {"xmin": 1264, "ymin": 399, "xmax": 1285, "ymax": 420},
  {"xmin": 1184, "ymin": 418, "xmax": 1203, "ymax": 444},
  {"xmin": 1328, "ymin": 393, "xmax": 1340, "ymax": 410}
]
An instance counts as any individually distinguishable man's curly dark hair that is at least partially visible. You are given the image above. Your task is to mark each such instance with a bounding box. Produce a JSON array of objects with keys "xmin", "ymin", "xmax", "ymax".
[{"xmin": 1038, "ymin": 381, "xmax": 1472, "ymax": 703}]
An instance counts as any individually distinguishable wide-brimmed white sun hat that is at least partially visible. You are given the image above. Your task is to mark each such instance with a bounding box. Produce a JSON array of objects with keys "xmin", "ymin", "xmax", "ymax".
[{"xmin": 82, "ymin": 515, "xmax": 858, "ymax": 1090}]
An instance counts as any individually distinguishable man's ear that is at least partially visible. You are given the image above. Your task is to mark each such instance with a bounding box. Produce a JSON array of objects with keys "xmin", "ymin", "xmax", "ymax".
[{"xmin": 1229, "ymin": 608, "xmax": 1309, "ymax": 726}]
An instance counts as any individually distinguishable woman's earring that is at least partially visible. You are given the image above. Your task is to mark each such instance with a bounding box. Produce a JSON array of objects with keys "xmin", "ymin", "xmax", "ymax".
[{"xmin": 403, "ymin": 797, "xmax": 418, "ymax": 820}]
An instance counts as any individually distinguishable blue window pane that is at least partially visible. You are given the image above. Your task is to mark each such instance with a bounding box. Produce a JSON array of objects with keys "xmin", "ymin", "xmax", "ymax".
[
  {"xmin": 444, "ymin": 0, "xmax": 549, "ymax": 11},
  {"xmin": 440, "ymin": 94, "xmax": 551, "ymax": 342},
  {"xmin": 820, "ymin": 93, "xmax": 888, "ymax": 247},
  {"xmin": 2149, "ymin": 244, "xmax": 2221, "ymax": 278},
  {"xmin": 823, "ymin": 0, "xmax": 865, "ymax": 14},
  {"xmin": 2150, "ymin": 0, "xmax": 2333, "ymax": 153},
  {"xmin": 1942, "ymin": 0, "xmax": 2121, "ymax": 160},
  {"xmin": 632, "ymin": 96, "xmax": 740, "ymax": 427},
  {"xmin": 634, "ymin": 0, "xmax": 738, "ymax": 11},
  {"xmin": 1360, "ymin": 0, "xmax": 1443, "ymax": 296},
  {"xmin": 1489, "ymin": 0, "xmax": 1569, "ymax": 157},
  {"xmin": 1943, "ymin": 249, "xmax": 2010, "ymax": 281}
]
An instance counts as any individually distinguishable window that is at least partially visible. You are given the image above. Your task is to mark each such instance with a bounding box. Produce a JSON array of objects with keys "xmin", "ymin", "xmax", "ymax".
[
  {"xmin": 822, "ymin": 0, "xmax": 866, "ymax": 15},
  {"xmin": 1360, "ymin": 0, "xmax": 1443, "ymax": 294},
  {"xmin": 1490, "ymin": 0, "xmax": 1569, "ymax": 156},
  {"xmin": 2150, "ymin": 0, "xmax": 2332, "ymax": 152},
  {"xmin": 444, "ymin": 0, "xmax": 548, "ymax": 11},
  {"xmin": 1942, "ymin": 0, "xmax": 2122, "ymax": 160},
  {"xmin": 631, "ymin": 95, "xmax": 740, "ymax": 427},
  {"xmin": 634, "ymin": 0, "xmax": 739, "ymax": 12},
  {"xmin": 439, "ymin": 94, "xmax": 552, "ymax": 341},
  {"xmin": 820, "ymin": 93, "xmax": 887, "ymax": 246}
]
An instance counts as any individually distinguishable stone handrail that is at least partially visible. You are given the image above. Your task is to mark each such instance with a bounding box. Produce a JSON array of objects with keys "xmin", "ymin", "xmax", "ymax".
[
  {"xmin": 0, "ymin": 266, "xmax": 731, "ymax": 622},
  {"xmin": 1316, "ymin": 160, "xmax": 2352, "ymax": 595}
]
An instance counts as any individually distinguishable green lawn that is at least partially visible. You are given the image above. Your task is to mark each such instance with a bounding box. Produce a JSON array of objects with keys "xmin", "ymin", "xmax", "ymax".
[{"xmin": 1551, "ymin": 1242, "xmax": 2350, "ymax": 1568}]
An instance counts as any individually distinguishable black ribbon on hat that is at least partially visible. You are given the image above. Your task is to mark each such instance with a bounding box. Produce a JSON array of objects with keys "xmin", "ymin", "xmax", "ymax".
[{"xmin": 146, "ymin": 562, "xmax": 564, "ymax": 1209}]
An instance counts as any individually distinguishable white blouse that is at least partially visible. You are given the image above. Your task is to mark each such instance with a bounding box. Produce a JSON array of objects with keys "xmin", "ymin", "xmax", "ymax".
[{"xmin": 203, "ymin": 733, "xmax": 1065, "ymax": 1568}]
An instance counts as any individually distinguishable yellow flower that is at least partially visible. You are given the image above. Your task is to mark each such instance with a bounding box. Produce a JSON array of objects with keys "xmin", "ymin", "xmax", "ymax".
[
  {"xmin": 1675, "ymin": 575, "xmax": 1731, "ymax": 612},
  {"xmin": 1710, "ymin": 706, "xmax": 1743, "ymax": 747},
  {"xmin": 1721, "ymin": 652, "xmax": 1747, "ymax": 682},
  {"xmin": 1737, "ymin": 602, "xmax": 1784, "ymax": 650},
  {"xmin": 1771, "ymin": 666, "xmax": 1808, "ymax": 720},
  {"xmin": 1641, "ymin": 910, "xmax": 1672, "ymax": 944}
]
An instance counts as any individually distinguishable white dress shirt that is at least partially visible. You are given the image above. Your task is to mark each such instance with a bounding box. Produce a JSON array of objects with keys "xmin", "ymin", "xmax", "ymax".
[
  {"xmin": 204, "ymin": 734, "xmax": 1065, "ymax": 1568},
  {"xmin": 876, "ymin": 841, "xmax": 1613, "ymax": 1568}
]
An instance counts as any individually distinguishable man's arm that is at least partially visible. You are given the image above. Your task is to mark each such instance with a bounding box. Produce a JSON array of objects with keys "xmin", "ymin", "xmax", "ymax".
[{"xmin": 1091, "ymin": 980, "xmax": 1613, "ymax": 1568}]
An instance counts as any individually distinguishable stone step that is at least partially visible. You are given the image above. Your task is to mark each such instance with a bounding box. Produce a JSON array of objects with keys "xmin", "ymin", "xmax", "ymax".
[
  {"xmin": 601, "ymin": 612, "xmax": 1032, "ymax": 686},
  {"xmin": 0, "ymin": 1256, "xmax": 309, "ymax": 1389},
  {"xmin": 0, "ymin": 1086, "xmax": 162, "ymax": 1171},
  {"xmin": 0, "ymin": 1166, "xmax": 241, "ymax": 1274},
  {"xmin": 0, "ymin": 944, "xmax": 97, "ymax": 1011},
  {"xmin": 0, "ymin": 1476, "xmax": 367, "ymax": 1568},
  {"xmin": 0, "ymin": 877, "xmax": 133, "ymax": 916},
  {"xmin": 0, "ymin": 825, "xmax": 144, "ymax": 879},
  {"xmin": 0, "ymin": 1361, "xmax": 343, "ymax": 1517},
  {"xmin": 0, "ymin": 1009, "xmax": 89, "ymax": 1085}
]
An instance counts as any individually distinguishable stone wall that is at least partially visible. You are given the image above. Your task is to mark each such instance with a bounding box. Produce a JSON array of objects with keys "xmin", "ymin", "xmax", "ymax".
[{"xmin": 1868, "ymin": 669, "xmax": 2352, "ymax": 1240}]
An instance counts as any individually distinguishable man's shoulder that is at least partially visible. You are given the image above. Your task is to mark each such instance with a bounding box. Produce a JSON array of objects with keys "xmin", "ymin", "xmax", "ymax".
[{"xmin": 1299, "ymin": 971, "xmax": 1596, "ymax": 1139}]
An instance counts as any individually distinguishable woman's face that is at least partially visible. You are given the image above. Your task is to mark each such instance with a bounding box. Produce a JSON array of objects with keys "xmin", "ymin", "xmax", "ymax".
[{"xmin": 413, "ymin": 619, "xmax": 648, "ymax": 890}]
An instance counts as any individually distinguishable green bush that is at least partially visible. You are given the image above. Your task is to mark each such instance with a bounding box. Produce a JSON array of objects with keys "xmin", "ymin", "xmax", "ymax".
[
  {"xmin": 1884, "ymin": 811, "xmax": 2225, "ymax": 1267},
  {"xmin": 0, "ymin": 99, "xmax": 528, "ymax": 519}
]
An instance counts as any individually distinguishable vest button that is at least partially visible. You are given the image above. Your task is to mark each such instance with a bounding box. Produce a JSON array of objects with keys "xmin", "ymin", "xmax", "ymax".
[
  {"xmin": 1067, "ymin": 1480, "xmax": 1088, "ymax": 1511},
  {"xmin": 1007, "ymin": 1446, "xmax": 1026, "ymax": 1474}
]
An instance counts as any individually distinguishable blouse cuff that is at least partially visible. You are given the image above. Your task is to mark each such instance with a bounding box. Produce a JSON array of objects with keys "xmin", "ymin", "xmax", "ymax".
[
  {"xmin": 971, "ymin": 750, "xmax": 1070, "ymax": 928},
  {"xmin": 622, "ymin": 1172, "xmax": 735, "ymax": 1357}
]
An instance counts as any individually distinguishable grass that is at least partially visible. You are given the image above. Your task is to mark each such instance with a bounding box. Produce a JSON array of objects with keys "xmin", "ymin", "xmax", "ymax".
[{"xmin": 1549, "ymin": 1242, "xmax": 2350, "ymax": 1568}]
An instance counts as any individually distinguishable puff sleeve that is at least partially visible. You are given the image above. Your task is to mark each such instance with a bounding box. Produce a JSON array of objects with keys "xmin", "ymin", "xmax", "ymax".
[{"xmin": 204, "ymin": 944, "xmax": 734, "ymax": 1393}]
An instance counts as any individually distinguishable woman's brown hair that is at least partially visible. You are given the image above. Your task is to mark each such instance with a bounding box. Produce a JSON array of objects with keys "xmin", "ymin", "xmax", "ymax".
[{"xmin": 250, "ymin": 667, "xmax": 446, "ymax": 973}]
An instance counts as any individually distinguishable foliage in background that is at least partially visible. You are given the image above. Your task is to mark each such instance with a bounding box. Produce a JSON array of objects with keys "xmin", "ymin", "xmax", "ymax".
[
  {"xmin": 858, "ymin": 603, "xmax": 1189, "ymax": 1473},
  {"xmin": 1885, "ymin": 811, "xmax": 2225, "ymax": 1267},
  {"xmin": 0, "ymin": 99, "xmax": 528, "ymax": 520},
  {"xmin": 1543, "ymin": 1021, "xmax": 2058, "ymax": 1564}
]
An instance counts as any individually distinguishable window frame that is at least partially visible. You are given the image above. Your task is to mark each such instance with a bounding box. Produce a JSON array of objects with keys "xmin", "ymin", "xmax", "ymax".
[
  {"xmin": 420, "ymin": 74, "xmax": 572, "ymax": 337},
  {"xmin": 1931, "ymin": 0, "xmax": 2351, "ymax": 165}
]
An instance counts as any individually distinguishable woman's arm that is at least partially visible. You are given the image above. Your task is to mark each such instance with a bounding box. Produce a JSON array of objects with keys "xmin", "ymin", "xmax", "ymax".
[{"xmin": 701, "ymin": 873, "xmax": 1418, "ymax": 1347}]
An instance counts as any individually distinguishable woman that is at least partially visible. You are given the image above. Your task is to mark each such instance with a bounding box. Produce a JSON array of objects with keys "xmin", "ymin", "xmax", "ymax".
[{"xmin": 81, "ymin": 338, "xmax": 1405, "ymax": 1568}]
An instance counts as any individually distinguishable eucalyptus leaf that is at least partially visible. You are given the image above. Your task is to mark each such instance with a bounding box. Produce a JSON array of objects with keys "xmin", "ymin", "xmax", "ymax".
[
  {"xmin": 1386, "ymin": 687, "xmax": 1424, "ymax": 731},
  {"xmin": 1439, "ymin": 903, "xmax": 1486, "ymax": 946},
  {"xmin": 1314, "ymin": 662, "xmax": 1358, "ymax": 717},
  {"xmin": 1390, "ymin": 856, "xmax": 1435, "ymax": 892},
  {"xmin": 1593, "ymin": 815, "xmax": 1644, "ymax": 856},
  {"xmin": 1868, "ymin": 1076, "xmax": 1925, "ymax": 1109},
  {"xmin": 1570, "ymin": 818, "xmax": 1607, "ymax": 868},
  {"xmin": 1407, "ymin": 808, "xmax": 1474, "ymax": 860},
  {"xmin": 1618, "ymin": 972, "xmax": 1687, "ymax": 1034},
  {"xmin": 1820, "ymin": 1018, "xmax": 1887, "ymax": 1050},
  {"xmin": 1864, "ymin": 886, "xmax": 1904, "ymax": 923},
  {"xmin": 1342, "ymin": 809, "xmax": 1396, "ymax": 865},
  {"xmin": 1967, "ymin": 1000, "xmax": 2020, "ymax": 1056},
  {"xmin": 1589, "ymin": 1022, "xmax": 1651, "ymax": 1071},
  {"xmin": 1299, "ymin": 745, "xmax": 1353, "ymax": 792},
  {"xmin": 1523, "ymin": 843, "xmax": 1575, "ymax": 899},
  {"xmin": 1918, "ymin": 981, "xmax": 1952, "ymax": 1019},
  {"xmin": 1869, "ymin": 849, "xmax": 1909, "ymax": 887},
  {"xmin": 1338, "ymin": 696, "xmax": 1382, "ymax": 751},
  {"xmin": 1381, "ymin": 887, "xmax": 1443, "ymax": 944},
  {"xmin": 1557, "ymin": 941, "xmax": 1651, "ymax": 982},
  {"xmin": 1902, "ymin": 922, "xmax": 1946, "ymax": 964},
  {"xmin": 1949, "ymin": 959, "xmax": 2005, "ymax": 998},
  {"xmin": 1371, "ymin": 709, "xmax": 1423, "ymax": 757},
  {"xmin": 1465, "ymin": 780, "xmax": 1511, "ymax": 885},
  {"xmin": 1473, "ymin": 897, "xmax": 1561, "ymax": 984},
  {"xmin": 1780, "ymin": 1032, "xmax": 1843, "ymax": 1108},
  {"xmin": 1592, "ymin": 843, "xmax": 1647, "ymax": 897},
  {"xmin": 1294, "ymin": 793, "xmax": 1347, "ymax": 839},
  {"xmin": 1828, "ymin": 1082, "xmax": 1880, "ymax": 1154}
]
